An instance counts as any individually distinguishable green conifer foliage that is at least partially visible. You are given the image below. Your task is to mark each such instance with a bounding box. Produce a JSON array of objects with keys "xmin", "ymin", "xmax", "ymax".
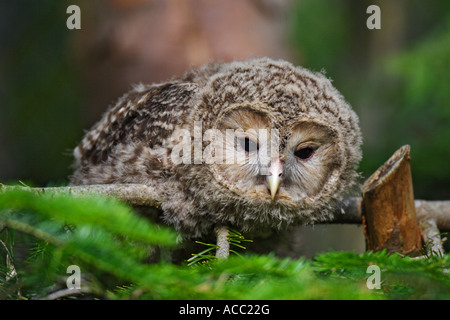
[{"xmin": 0, "ymin": 188, "xmax": 448, "ymax": 300}]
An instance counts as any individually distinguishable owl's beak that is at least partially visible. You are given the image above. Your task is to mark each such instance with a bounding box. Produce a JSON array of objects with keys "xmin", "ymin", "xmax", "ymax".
[{"xmin": 265, "ymin": 159, "xmax": 283, "ymax": 201}]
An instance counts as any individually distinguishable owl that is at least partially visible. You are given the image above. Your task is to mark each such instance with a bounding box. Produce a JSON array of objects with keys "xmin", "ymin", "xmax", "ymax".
[{"xmin": 70, "ymin": 58, "xmax": 362, "ymax": 239}]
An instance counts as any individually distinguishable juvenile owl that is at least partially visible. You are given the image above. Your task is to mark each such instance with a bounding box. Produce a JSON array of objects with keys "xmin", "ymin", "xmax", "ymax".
[{"xmin": 70, "ymin": 58, "xmax": 362, "ymax": 238}]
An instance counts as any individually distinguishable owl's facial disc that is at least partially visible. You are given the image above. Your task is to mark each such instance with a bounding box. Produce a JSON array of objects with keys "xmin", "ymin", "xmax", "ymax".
[{"xmin": 213, "ymin": 108, "xmax": 339, "ymax": 204}]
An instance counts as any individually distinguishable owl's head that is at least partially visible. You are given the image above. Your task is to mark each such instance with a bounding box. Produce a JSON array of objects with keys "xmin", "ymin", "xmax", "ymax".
[{"xmin": 184, "ymin": 58, "xmax": 362, "ymax": 231}]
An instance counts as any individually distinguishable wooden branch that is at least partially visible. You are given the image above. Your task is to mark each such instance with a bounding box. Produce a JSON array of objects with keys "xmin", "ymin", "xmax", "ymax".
[
  {"xmin": 336, "ymin": 197, "xmax": 450, "ymax": 231},
  {"xmin": 414, "ymin": 200, "xmax": 450, "ymax": 232},
  {"xmin": 0, "ymin": 183, "xmax": 162, "ymax": 207},
  {"xmin": 361, "ymin": 145, "xmax": 423, "ymax": 256},
  {"xmin": 3, "ymin": 141, "xmax": 449, "ymax": 261},
  {"xmin": 1, "ymin": 184, "xmax": 449, "ymax": 230}
]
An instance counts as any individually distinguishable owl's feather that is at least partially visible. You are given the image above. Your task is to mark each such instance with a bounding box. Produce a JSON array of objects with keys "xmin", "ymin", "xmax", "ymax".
[{"xmin": 71, "ymin": 58, "xmax": 362, "ymax": 238}]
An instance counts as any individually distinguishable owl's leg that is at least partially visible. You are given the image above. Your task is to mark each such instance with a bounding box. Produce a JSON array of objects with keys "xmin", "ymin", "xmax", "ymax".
[{"xmin": 215, "ymin": 225, "xmax": 230, "ymax": 259}]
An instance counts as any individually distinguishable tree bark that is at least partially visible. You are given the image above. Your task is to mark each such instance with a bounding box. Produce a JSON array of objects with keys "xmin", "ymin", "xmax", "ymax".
[{"xmin": 361, "ymin": 145, "xmax": 423, "ymax": 256}]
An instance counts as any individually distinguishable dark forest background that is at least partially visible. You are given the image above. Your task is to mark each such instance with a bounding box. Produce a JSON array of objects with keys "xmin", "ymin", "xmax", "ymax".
[{"xmin": 0, "ymin": 0, "xmax": 449, "ymax": 255}]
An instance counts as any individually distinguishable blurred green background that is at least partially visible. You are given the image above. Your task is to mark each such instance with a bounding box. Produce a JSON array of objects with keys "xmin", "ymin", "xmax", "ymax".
[
  {"xmin": 289, "ymin": 0, "xmax": 450, "ymax": 201},
  {"xmin": 1, "ymin": 0, "xmax": 449, "ymax": 202}
]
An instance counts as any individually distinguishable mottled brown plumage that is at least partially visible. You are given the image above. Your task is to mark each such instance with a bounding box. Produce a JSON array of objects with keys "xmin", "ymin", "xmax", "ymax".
[{"xmin": 71, "ymin": 58, "xmax": 362, "ymax": 238}]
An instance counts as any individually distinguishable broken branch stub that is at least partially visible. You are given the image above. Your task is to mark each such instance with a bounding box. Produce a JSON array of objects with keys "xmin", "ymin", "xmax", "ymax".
[{"xmin": 362, "ymin": 145, "xmax": 423, "ymax": 256}]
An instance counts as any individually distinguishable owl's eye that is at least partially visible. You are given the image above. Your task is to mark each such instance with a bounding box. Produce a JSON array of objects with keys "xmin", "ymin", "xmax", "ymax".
[
  {"xmin": 294, "ymin": 146, "xmax": 314, "ymax": 161},
  {"xmin": 238, "ymin": 137, "xmax": 259, "ymax": 153}
]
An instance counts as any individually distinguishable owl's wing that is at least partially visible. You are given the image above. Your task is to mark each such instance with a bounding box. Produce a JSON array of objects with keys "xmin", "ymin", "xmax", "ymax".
[{"xmin": 72, "ymin": 81, "xmax": 199, "ymax": 171}]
